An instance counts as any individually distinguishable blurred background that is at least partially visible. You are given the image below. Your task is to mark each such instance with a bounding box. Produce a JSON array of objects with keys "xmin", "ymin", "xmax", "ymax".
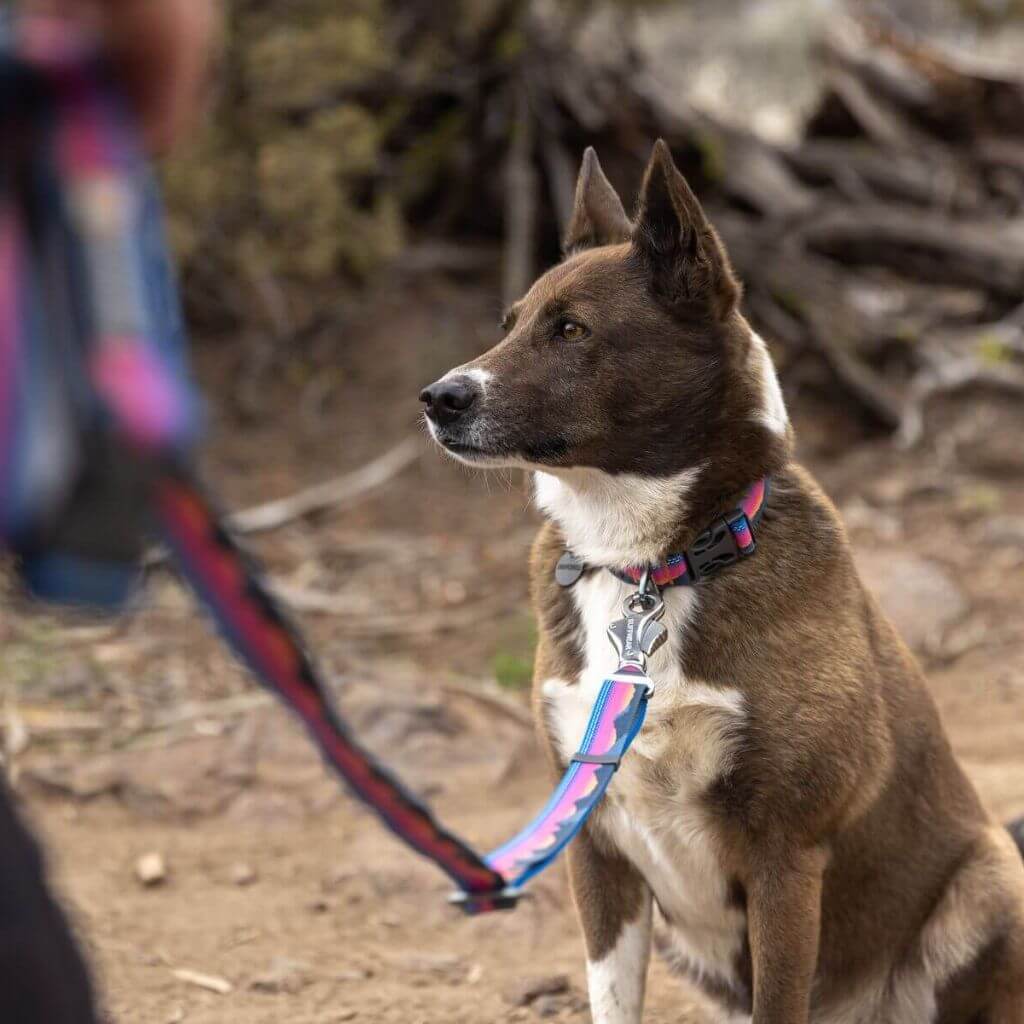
[{"xmin": 4, "ymin": 1, "xmax": 1024, "ymax": 1021}]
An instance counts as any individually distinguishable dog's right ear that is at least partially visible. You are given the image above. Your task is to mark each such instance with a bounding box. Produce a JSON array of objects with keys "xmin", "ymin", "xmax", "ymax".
[{"xmin": 562, "ymin": 147, "xmax": 632, "ymax": 255}]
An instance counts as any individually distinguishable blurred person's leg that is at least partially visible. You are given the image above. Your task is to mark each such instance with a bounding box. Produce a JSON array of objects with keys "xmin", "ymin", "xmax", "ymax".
[{"xmin": 0, "ymin": 779, "xmax": 99, "ymax": 1022}]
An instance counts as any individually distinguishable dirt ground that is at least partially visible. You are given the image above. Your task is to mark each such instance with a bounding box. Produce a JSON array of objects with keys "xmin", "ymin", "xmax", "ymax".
[{"xmin": 5, "ymin": 278, "xmax": 1024, "ymax": 1023}]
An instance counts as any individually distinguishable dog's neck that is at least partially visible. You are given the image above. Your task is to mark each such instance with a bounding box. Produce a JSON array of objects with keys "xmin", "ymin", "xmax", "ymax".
[
  {"xmin": 532, "ymin": 331, "xmax": 792, "ymax": 570},
  {"xmin": 533, "ymin": 466, "xmax": 704, "ymax": 569}
]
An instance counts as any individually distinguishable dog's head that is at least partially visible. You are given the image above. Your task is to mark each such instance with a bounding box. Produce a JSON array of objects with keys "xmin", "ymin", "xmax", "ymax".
[{"xmin": 421, "ymin": 140, "xmax": 791, "ymax": 485}]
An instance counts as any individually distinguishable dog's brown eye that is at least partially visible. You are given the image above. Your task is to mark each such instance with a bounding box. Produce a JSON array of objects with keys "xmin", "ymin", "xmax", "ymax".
[{"xmin": 558, "ymin": 321, "xmax": 588, "ymax": 342}]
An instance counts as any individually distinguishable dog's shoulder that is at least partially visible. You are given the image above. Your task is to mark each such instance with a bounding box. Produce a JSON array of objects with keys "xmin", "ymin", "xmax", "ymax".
[{"xmin": 528, "ymin": 519, "xmax": 583, "ymax": 665}]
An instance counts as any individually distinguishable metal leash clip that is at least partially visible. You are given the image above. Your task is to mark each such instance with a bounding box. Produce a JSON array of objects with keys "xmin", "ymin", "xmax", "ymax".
[{"xmin": 606, "ymin": 568, "xmax": 667, "ymax": 679}]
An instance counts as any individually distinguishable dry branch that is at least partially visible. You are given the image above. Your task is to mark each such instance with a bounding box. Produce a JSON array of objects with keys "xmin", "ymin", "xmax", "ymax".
[{"xmin": 227, "ymin": 437, "xmax": 420, "ymax": 535}]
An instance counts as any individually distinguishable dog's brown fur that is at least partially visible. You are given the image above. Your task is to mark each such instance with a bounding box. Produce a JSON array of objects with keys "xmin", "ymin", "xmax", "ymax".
[{"xmin": 422, "ymin": 141, "xmax": 1024, "ymax": 1022}]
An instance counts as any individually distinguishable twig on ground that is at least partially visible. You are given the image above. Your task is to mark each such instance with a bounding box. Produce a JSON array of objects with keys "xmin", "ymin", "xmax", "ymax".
[
  {"xmin": 898, "ymin": 357, "xmax": 1024, "ymax": 448},
  {"xmin": 269, "ymin": 583, "xmax": 522, "ymax": 637},
  {"xmin": 227, "ymin": 437, "xmax": 420, "ymax": 535},
  {"xmin": 171, "ymin": 969, "xmax": 233, "ymax": 996},
  {"xmin": 149, "ymin": 692, "xmax": 274, "ymax": 729},
  {"xmin": 439, "ymin": 681, "xmax": 533, "ymax": 728}
]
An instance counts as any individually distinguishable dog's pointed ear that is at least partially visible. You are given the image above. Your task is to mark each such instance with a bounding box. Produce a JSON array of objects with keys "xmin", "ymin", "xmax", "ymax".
[
  {"xmin": 632, "ymin": 139, "xmax": 740, "ymax": 320},
  {"xmin": 563, "ymin": 147, "xmax": 632, "ymax": 254}
]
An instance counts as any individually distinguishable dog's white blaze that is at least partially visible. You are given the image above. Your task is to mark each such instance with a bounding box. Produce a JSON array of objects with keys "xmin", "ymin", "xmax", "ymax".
[
  {"xmin": 439, "ymin": 364, "xmax": 492, "ymax": 392},
  {"xmin": 586, "ymin": 894, "xmax": 652, "ymax": 1024},
  {"xmin": 544, "ymin": 569, "xmax": 749, "ymax": 1010},
  {"xmin": 750, "ymin": 331, "xmax": 789, "ymax": 436},
  {"xmin": 533, "ymin": 466, "xmax": 703, "ymax": 568}
]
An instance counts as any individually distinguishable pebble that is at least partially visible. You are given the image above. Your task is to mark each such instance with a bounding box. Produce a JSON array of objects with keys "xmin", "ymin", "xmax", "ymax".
[
  {"xmin": 502, "ymin": 974, "xmax": 570, "ymax": 1007},
  {"xmin": 135, "ymin": 852, "xmax": 168, "ymax": 887},
  {"xmin": 229, "ymin": 862, "xmax": 257, "ymax": 886},
  {"xmin": 249, "ymin": 956, "xmax": 311, "ymax": 995},
  {"xmin": 855, "ymin": 550, "xmax": 968, "ymax": 651}
]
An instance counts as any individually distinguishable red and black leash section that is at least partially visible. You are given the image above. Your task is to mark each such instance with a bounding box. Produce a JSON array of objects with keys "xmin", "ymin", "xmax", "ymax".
[{"xmin": 150, "ymin": 464, "xmax": 510, "ymax": 912}]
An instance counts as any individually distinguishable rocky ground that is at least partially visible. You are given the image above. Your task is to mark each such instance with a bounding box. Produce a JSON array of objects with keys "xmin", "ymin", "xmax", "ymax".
[{"xmin": 4, "ymin": 278, "xmax": 1024, "ymax": 1023}]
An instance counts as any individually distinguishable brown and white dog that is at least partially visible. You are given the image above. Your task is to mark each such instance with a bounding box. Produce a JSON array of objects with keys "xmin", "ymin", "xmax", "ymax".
[{"xmin": 420, "ymin": 140, "xmax": 1024, "ymax": 1023}]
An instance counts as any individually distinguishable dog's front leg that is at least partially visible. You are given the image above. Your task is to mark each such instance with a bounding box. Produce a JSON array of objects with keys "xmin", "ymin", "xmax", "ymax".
[
  {"xmin": 568, "ymin": 828, "xmax": 652, "ymax": 1024},
  {"xmin": 747, "ymin": 847, "xmax": 826, "ymax": 1024}
]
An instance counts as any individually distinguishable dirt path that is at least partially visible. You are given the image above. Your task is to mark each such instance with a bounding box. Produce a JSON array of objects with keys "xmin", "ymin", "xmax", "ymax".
[{"xmin": 6, "ymin": 284, "xmax": 1024, "ymax": 1023}]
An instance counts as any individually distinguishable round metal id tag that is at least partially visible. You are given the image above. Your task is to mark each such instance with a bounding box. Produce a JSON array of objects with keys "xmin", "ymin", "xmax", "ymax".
[{"xmin": 555, "ymin": 550, "xmax": 585, "ymax": 587}]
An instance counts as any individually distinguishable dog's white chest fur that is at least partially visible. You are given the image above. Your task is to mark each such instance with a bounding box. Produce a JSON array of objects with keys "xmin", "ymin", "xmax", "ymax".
[{"xmin": 542, "ymin": 568, "xmax": 750, "ymax": 997}]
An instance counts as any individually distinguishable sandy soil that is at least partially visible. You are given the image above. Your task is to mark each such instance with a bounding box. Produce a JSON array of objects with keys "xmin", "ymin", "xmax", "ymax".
[{"xmin": 5, "ymin": 278, "xmax": 1024, "ymax": 1023}]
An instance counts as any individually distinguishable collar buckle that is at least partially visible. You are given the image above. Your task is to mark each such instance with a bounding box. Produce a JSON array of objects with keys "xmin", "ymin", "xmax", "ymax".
[{"xmin": 685, "ymin": 510, "xmax": 754, "ymax": 583}]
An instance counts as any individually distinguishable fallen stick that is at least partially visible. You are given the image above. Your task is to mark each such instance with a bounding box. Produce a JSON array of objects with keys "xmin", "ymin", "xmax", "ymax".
[
  {"xmin": 99, "ymin": 671, "xmax": 531, "ymax": 741},
  {"xmin": 898, "ymin": 357, "xmax": 1024, "ymax": 448},
  {"xmin": 803, "ymin": 311, "xmax": 904, "ymax": 432},
  {"xmin": 439, "ymin": 681, "xmax": 533, "ymax": 729},
  {"xmin": 270, "ymin": 582, "xmax": 522, "ymax": 637},
  {"xmin": 171, "ymin": 969, "xmax": 233, "ymax": 996},
  {"xmin": 227, "ymin": 437, "xmax": 420, "ymax": 535}
]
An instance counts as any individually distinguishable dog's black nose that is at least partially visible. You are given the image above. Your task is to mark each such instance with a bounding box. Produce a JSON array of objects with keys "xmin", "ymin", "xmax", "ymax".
[{"xmin": 419, "ymin": 376, "xmax": 479, "ymax": 427}]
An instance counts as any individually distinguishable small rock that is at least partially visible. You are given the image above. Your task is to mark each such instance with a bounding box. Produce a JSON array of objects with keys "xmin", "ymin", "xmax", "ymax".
[
  {"xmin": 229, "ymin": 862, "xmax": 257, "ymax": 886},
  {"xmin": 532, "ymin": 994, "xmax": 566, "ymax": 1018},
  {"xmin": 249, "ymin": 956, "xmax": 311, "ymax": 995},
  {"xmin": 867, "ymin": 476, "xmax": 910, "ymax": 507},
  {"xmin": 854, "ymin": 551, "xmax": 968, "ymax": 651},
  {"xmin": 395, "ymin": 952, "xmax": 463, "ymax": 976},
  {"xmin": 974, "ymin": 515, "xmax": 1024, "ymax": 549},
  {"xmin": 322, "ymin": 866, "xmax": 357, "ymax": 891},
  {"xmin": 503, "ymin": 974, "xmax": 570, "ymax": 1007},
  {"xmin": 334, "ymin": 1011, "xmax": 358, "ymax": 1022},
  {"xmin": 135, "ymin": 852, "xmax": 168, "ymax": 887}
]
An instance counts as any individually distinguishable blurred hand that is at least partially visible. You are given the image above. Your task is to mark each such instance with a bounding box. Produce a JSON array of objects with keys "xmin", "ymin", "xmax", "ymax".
[{"xmin": 44, "ymin": 0, "xmax": 217, "ymax": 151}]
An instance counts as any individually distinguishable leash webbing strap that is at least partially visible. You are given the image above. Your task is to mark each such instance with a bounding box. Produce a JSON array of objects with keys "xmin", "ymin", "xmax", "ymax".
[
  {"xmin": 153, "ymin": 466, "xmax": 654, "ymax": 912},
  {"xmin": 480, "ymin": 666, "xmax": 650, "ymax": 897},
  {"xmin": 1, "ymin": 14, "xmax": 657, "ymax": 916},
  {"xmin": 151, "ymin": 467, "xmax": 510, "ymax": 905}
]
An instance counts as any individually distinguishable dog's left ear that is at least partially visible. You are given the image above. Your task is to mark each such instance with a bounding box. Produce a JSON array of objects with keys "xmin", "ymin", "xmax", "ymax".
[
  {"xmin": 632, "ymin": 139, "xmax": 740, "ymax": 321},
  {"xmin": 563, "ymin": 147, "xmax": 632, "ymax": 254}
]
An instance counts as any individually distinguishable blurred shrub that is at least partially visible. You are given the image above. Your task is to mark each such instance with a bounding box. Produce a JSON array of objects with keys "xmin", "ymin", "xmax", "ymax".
[
  {"xmin": 163, "ymin": 0, "xmax": 409, "ymax": 327},
  {"xmin": 161, "ymin": 0, "xmax": 677, "ymax": 333}
]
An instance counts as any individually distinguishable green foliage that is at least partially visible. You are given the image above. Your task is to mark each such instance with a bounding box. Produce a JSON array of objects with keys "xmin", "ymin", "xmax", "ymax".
[
  {"xmin": 161, "ymin": 0, "xmax": 670, "ymax": 326},
  {"xmin": 492, "ymin": 650, "xmax": 534, "ymax": 689},
  {"xmin": 976, "ymin": 332, "xmax": 1014, "ymax": 364},
  {"xmin": 163, "ymin": 0, "xmax": 402, "ymax": 311},
  {"xmin": 490, "ymin": 613, "xmax": 537, "ymax": 689}
]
